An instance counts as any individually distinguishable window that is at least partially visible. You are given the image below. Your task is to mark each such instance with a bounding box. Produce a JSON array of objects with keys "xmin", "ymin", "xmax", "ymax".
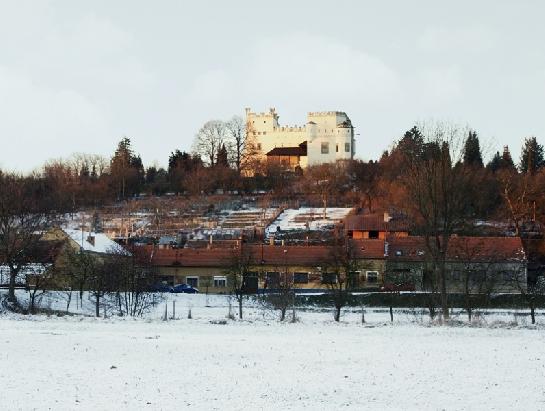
[
  {"xmin": 395, "ymin": 250, "xmax": 403, "ymax": 256},
  {"xmin": 263, "ymin": 131, "xmax": 266, "ymax": 135},
  {"xmin": 321, "ymin": 142, "xmax": 329, "ymax": 154},
  {"xmin": 369, "ymin": 230, "xmax": 379, "ymax": 239},
  {"xmin": 336, "ymin": 144, "xmax": 339, "ymax": 153},
  {"xmin": 293, "ymin": 272, "xmax": 309, "ymax": 284},
  {"xmin": 345, "ymin": 143, "xmax": 350, "ymax": 153},
  {"xmin": 321, "ymin": 273, "xmax": 337, "ymax": 284},
  {"xmin": 186, "ymin": 276, "xmax": 199, "ymax": 287},
  {"xmin": 451, "ymin": 271, "xmax": 461, "ymax": 281},
  {"xmin": 213, "ymin": 276, "xmax": 227, "ymax": 288},
  {"xmin": 257, "ymin": 143, "xmax": 262, "ymax": 150},
  {"xmin": 366, "ymin": 271, "xmax": 379, "ymax": 283},
  {"xmin": 264, "ymin": 120, "xmax": 266, "ymax": 123},
  {"xmin": 502, "ymin": 271, "xmax": 514, "ymax": 281}
]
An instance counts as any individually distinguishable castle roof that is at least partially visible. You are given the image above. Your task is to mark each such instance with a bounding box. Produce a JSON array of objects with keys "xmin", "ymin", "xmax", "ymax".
[{"xmin": 266, "ymin": 141, "xmax": 307, "ymax": 157}]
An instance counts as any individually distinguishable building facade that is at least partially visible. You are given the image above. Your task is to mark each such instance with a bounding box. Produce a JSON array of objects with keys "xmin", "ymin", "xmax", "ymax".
[{"xmin": 245, "ymin": 107, "xmax": 355, "ymax": 169}]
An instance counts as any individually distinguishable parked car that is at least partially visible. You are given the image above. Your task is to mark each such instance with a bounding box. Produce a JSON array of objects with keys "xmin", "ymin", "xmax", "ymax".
[
  {"xmin": 149, "ymin": 283, "xmax": 173, "ymax": 293},
  {"xmin": 171, "ymin": 283, "xmax": 199, "ymax": 294}
]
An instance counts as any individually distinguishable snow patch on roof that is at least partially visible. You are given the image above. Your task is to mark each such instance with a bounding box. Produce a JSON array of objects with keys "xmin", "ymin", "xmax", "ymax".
[{"xmin": 64, "ymin": 229, "xmax": 126, "ymax": 254}]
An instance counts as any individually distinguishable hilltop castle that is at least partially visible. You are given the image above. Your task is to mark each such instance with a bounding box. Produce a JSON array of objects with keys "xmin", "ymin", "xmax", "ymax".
[{"xmin": 245, "ymin": 108, "xmax": 355, "ymax": 169}]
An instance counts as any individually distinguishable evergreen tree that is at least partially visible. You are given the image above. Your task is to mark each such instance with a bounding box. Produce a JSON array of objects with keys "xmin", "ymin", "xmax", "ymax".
[
  {"xmin": 501, "ymin": 145, "xmax": 515, "ymax": 169},
  {"xmin": 463, "ymin": 130, "xmax": 483, "ymax": 167},
  {"xmin": 520, "ymin": 137, "xmax": 545, "ymax": 174},
  {"xmin": 487, "ymin": 145, "xmax": 516, "ymax": 173},
  {"xmin": 167, "ymin": 150, "xmax": 204, "ymax": 193},
  {"xmin": 396, "ymin": 126, "xmax": 425, "ymax": 161},
  {"xmin": 216, "ymin": 144, "xmax": 229, "ymax": 168},
  {"xmin": 486, "ymin": 151, "xmax": 502, "ymax": 172},
  {"xmin": 110, "ymin": 137, "xmax": 144, "ymax": 199}
]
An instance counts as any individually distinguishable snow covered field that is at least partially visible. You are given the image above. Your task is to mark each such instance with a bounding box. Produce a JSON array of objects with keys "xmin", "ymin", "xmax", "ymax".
[{"xmin": 1, "ymin": 294, "xmax": 544, "ymax": 410}]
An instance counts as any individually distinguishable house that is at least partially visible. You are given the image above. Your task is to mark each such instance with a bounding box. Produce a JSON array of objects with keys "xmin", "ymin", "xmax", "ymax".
[
  {"xmin": 384, "ymin": 236, "xmax": 527, "ymax": 293},
  {"xmin": 0, "ymin": 240, "xmax": 64, "ymax": 288},
  {"xmin": 344, "ymin": 212, "xmax": 410, "ymax": 240},
  {"xmin": 145, "ymin": 239, "xmax": 387, "ymax": 293}
]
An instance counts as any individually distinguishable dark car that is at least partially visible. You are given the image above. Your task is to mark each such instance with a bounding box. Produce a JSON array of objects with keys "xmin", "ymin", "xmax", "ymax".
[
  {"xmin": 171, "ymin": 283, "xmax": 199, "ymax": 294},
  {"xmin": 149, "ymin": 283, "xmax": 173, "ymax": 293}
]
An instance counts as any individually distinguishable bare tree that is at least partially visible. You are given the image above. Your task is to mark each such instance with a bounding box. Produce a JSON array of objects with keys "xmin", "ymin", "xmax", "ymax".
[
  {"xmin": 510, "ymin": 270, "xmax": 544, "ymax": 325},
  {"xmin": 225, "ymin": 246, "xmax": 254, "ymax": 320},
  {"xmin": 325, "ymin": 239, "xmax": 360, "ymax": 322},
  {"xmin": 0, "ymin": 173, "xmax": 58, "ymax": 305},
  {"xmin": 226, "ymin": 116, "xmax": 246, "ymax": 174},
  {"xmin": 262, "ymin": 266, "xmax": 295, "ymax": 321},
  {"xmin": 193, "ymin": 120, "xmax": 227, "ymax": 167},
  {"xmin": 404, "ymin": 122, "xmax": 474, "ymax": 320},
  {"xmin": 108, "ymin": 246, "xmax": 159, "ymax": 317}
]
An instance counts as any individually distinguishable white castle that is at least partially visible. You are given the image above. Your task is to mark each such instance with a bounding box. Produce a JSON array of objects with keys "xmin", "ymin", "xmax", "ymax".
[{"xmin": 245, "ymin": 107, "xmax": 355, "ymax": 169}]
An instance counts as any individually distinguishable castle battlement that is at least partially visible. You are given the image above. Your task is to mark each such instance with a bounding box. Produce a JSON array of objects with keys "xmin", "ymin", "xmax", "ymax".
[
  {"xmin": 307, "ymin": 111, "xmax": 346, "ymax": 117},
  {"xmin": 245, "ymin": 107, "xmax": 277, "ymax": 118}
]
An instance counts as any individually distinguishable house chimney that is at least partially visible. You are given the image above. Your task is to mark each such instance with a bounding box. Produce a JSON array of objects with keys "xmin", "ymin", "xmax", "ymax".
[
  {"xmin": 383, "ymin": 212, "xmax": 391, "ymax": 223},
  {"xmin": 86, "ymin": 235, "xmax": 95, "ymax": 247},
  {"xmin": 281, "ymin": 239, "xmax": 285, "ymax": 246},
  {"xmin": 209, "ymin": 234, "xmax": 213, "ymax": 245},
  {"xmin": 269, "ymin": 236, "xmax": 274, "ymax": 246}
]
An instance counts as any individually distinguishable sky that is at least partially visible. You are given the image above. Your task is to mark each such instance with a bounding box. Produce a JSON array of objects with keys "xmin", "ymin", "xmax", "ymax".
[{"xmin": 1, "ymin": 0, "xmax": 545, "ymax": 172}]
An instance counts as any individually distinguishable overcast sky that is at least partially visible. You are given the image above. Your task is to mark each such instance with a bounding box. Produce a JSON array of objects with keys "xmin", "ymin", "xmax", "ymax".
[{"xmin": 1, "ymin": 0, "xmax": 544, "ymax": 171}]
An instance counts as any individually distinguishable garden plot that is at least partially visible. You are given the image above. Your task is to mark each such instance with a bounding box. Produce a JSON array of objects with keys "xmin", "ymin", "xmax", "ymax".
[{"xmin": 266, "ymin": 207, "xmax": 353, "ymax": 236}]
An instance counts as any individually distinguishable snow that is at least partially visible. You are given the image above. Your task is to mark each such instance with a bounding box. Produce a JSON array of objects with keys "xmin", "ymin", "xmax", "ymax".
[
  {"xmin": 1, "ymin": 293, "xmax": 544, "ymax": 410},
  {"xmin": 64, "ymin": 229, "xmax": 126, "ymax": 254},
  {"xmin": 266, "ymin": 207, "xmax": 352, "ymax": 235}
]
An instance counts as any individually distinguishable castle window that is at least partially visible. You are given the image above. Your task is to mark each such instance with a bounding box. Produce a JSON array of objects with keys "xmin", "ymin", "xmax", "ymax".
[
  {"xmin": 257, "ymin": 143, "xmax": 262, "ymax": 150},
  {"xmin": 263, "ymin": 131, "xmax": 266, "ymax": 135},
  {"xmin": 345, "ymin": 143, "xmax": 350, "ymax": 152},
  {"xmin": 321, "ymin": 142, "xmax": 329, "ymax": 154},
  {"xmin": 264, "ymin": 120, "xmax": 266, "ymax": 123},
  {"xmin": 336, "ymin": 144, "xmax": 338, "ymax": 153}
]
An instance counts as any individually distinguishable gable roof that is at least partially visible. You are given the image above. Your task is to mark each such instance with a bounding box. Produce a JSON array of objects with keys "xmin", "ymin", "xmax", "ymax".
[{"xmin": 64, "ymin": 229, "xmax": 126, "ymax": 255}]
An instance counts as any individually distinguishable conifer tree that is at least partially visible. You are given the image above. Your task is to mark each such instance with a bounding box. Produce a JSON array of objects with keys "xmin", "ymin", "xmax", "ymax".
[
  {"xmin": 520, "ymin": 137, "xmax": 544, "ymax": 174},
  {"xmin": 463, "ymin": 130, "xmax": 483, "ymax": 167},
  {"xmin": 501, "ymin": 145, "xmax": 516, "ymax": 169},
  {"xmin": 216, "ymin": 144, "xmax": 229, "ymax": 168},
  {"xmin": 487, "ymin": 151, "xmax": 502, "ymax": 172}
]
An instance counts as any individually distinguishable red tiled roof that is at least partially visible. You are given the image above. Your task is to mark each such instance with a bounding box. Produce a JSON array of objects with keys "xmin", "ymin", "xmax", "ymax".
[
  {"xmin": 387, "ymin": 236, "xmax": 525, "ymax": 262},
  {"xmin": 145, "ymin": 239, "xmax": 386, "ymax": 267},
  {"xmin": 344, "ymin": 214, "xmax": 410, "ymax": 232}
]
